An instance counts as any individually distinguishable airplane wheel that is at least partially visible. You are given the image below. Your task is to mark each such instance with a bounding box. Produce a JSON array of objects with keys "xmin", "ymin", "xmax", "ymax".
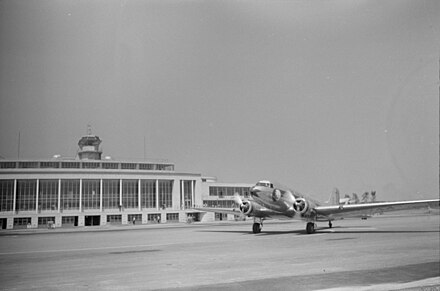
[
  {"xmin": 306, "ymin": 222, "xmax": 315, "ymax": 234},
  {"xmin": 252, "ymin": 223, "xmax": 261, "ymax": 234}
]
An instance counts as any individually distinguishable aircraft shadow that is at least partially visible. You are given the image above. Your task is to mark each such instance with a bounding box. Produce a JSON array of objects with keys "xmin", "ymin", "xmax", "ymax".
[{"xmin": 196, "ymin": 227, "xmax": 439, "ymax": 236}]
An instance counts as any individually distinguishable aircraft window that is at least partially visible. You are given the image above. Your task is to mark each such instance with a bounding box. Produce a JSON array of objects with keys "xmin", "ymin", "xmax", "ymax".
[{"xmin": 256, "ymin": 181, "xmax": 272, "ymax": 187}]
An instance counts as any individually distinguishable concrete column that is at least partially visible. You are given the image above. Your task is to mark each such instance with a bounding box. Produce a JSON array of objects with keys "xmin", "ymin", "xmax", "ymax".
[
  {"xmin": 119, "ymin": 179, "xmax": 123, "ymax": 210},
  {"xmin": 191, "ymin": 180, "xmax": 195, "ymax": 208},
  {"xmin": 138, "ymin": 179, "xmax": 141, "ymax": 211},
  {"xmin": 181, "ymin": 180, "xmax": 184, "ymax": 210},
  {"xmin": 58, "ymin": 179, "xmax": 61, "ymax": 213},
  {"xmin": 155, "ymin": 179, "xmax": 159, "ymax": 210},
  {"xmin": 79, "ymin": 179, "xmax": 82, "ymax": 212},
  {"xmin": 100, "ymin": 179, "xmax": 103, "ymax": 212},
  {"xmin": 13, "ymin": 179, "xmax": 16, "ymax": 213},
  {"xmin": 35, "ymin": 179, "xmax": 39, "ymax": 214}
]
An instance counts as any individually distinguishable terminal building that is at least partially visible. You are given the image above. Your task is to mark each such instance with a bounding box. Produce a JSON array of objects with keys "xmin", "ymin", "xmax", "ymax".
[{"xmin": 0, "ymin": 133, "xmax": 252, "ymax": 229}]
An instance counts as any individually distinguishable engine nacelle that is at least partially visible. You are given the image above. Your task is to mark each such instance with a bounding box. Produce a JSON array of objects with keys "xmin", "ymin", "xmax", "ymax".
[
  {"xmin": 293, "ymin": 197, "xmax": 309, "ymax": 214},
  {"xmin": 272, "ymin": 189, "xmax": 282, "ymax": 202},
  {"xmin": 239, "ymin": 201, "xmax": 252, "ymax": 215},
  {"xmin": 240, "ymin": 201, "xmax": 266, "ymax": 217}
]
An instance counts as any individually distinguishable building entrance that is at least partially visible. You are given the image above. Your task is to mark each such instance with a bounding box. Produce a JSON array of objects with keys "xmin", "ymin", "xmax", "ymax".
[
  {"xmin": 215, "ymin": 213, "xmax": 228, "ymax": 221},
  {"xmin": 186, "ymin": 213, "xmax": 200, "ymax": 222},
  {"xmin": 0, "ymin": 218, "xmax": 6, "ymax": 229},
  {"xmin": 85, "ymin": 215, "xmax": 100, "ymax": 226}
]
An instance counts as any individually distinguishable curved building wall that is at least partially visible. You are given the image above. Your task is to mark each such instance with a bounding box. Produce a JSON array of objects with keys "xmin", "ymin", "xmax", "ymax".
[{"xmin": 0, "ymin": 161, "xmax": 202, "ymax": 229}]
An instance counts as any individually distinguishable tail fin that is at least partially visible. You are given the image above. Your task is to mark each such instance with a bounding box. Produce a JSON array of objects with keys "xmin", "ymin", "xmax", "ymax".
[{"xmin": 327, "ymin": 187, "xmax": 340, "ymax": 205}]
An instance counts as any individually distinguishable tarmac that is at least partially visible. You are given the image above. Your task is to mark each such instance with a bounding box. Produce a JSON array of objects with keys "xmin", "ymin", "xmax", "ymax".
[{"xmin": 0, "ymin": 214, "xmax": 439, "ymax": 290}]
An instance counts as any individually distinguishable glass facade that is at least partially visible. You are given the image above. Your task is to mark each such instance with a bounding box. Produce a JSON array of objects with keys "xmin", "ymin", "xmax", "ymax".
[
  {"xmin": 16, "ymin": 180, "xmax": 37, "ymax": 211},
  {"xmin": 141, "ymin": 180, "xmax": 156, "ymax": 209},
  {"xmin": 38, "ymin": 180, "xmax": 58, "ymax": 211},
  {"xmin": 122, "ymin": 180, "xmax": 138, "ymax": 209},
  {"xmin": 158, "ymin": 180, "xmax": 173, "ymax": 209},
  {"xmin": 103, "ymin": 179, "xmax": 120, "ymax": 210},
  {"xmin": 209, "ymin": 186, "xmax": 250, "ymax": 198},
  {"xmin": 82, "ymin": 179, "xmax": 100, "ymax": 210},
  {"xmin": 0, "ymin": 171, "xmax": 211, "ymax": 229},
  {"xmin": 0, "ymin": 160, "xmax": 174, "ymax": 171},
  {"xmin": 0, "ymin": 180, "xmax": 14, "ymax": 211},
  {"xmin": 61, "ymin": 179, "xmax": 80, "ymax": 210}
]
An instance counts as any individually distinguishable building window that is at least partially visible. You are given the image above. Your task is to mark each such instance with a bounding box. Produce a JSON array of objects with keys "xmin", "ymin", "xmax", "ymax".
[
  {"xmin": 141, "ymin": 180, "xmax": 156, "ymax": 209},
  {"xmin": 122, "ymin": 180, "xmax": 138, "ymax": 209},
  {"xmin": 18, "ymin": 162, "xmax": 39, "ymax": 168},
  {"xmin": 102, "ymin": 163, "xmax": 119, "ymax": 169},
  {"xmin": 103, "ymin": 179, "xmax": 120, "ymax": 210},
  {"xmin": 39, "ymin": 180, "xmax": 58, "ymax": 211},
  {"xmin": 61, "ymin": 162, "xmax": 80, "ymax": 168},
  {"xmin": 166, "ymin": 213, "xmax": 179, "ymax": 222},
  {"xmin": 82, "ymin": 162, "xmax": 100, "ymax": 169},
  {"xmin": 38, "ymin": 216, "xmax": 55, "ymax": 227},
  {"xmin": 14, "ymin": 217, "xmax": 31, "ymax": 228},
  {"xmin": 0, "ymin": 180, "xmax": 14, "ymax": 211},
  {"xmin": 62, "ymin": 216, "xmax": 76, "ymax": 225},
  {"xmin": 128, "ymin": 214, "xmax": 142, "ymax": 224},
  {"xmin": 0, "ymin": 162, "xmax": 16, "ymax": 168},
  {"xmin": 16, "ymin": 180, "xmax": 37, "ymax": 211},
  {"xmin": 40, "ymin": 162, "xmax": 60, "ymax": 168},
  {"xmin": 209, "ymin": 186, "xmax": 249, "ymax": 198},
  {"xmin": 182, "ymin": 180, "xmax": 193, "ymax": 209},
  {"xmin": 121, "ymin": 163, "xmax": 137, "ymax": 170},
  {"xmin": 82, "ymin": 179, "xmax": 100, "ymax": 210},
  {"xmin": 203, "ymin": 200, "xmax": 235, "ymax": 208},
  {"xmin": 139, "ymin": 164, "xmax": 154, "ymax": 170},
  {"xmin": 209, "ymin": 187, "xmax": 217, "ymax": 196},
  {"xmin": 107, "ymin": 215, "xmax": 122, "ymax": 224},
  {"xmin": 158, "ymin": 180, "xmax": 173, "ymax": 209},
  {"xmin": 164, "ymin": 165, "xmax": 174, "ymax": 171},
  {"xmin": 148, "ymin": 213, "xmax": 160, "ymax": 223},
  {"xmin": 61, "ymin": 179, "xmax": 80, "ymax": 210}
]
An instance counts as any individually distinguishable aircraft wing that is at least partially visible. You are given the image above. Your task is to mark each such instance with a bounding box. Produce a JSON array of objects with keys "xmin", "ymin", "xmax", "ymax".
[
  {"xmin": 315, "ymin": 199, "xmax": 439, "ymax": 217},
  {"xmin": 193, "ymin": 207, "xmax": 244, "ymax": 216},
  {"xmin": 193, "ymin": 207, "xmax": 284, "ymax": 218}
]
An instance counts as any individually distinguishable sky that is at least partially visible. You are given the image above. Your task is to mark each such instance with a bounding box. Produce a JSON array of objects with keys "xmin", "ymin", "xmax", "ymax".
[{"xmin": 0, "ymin": 0, "xmax": 439, "ymax": 201}]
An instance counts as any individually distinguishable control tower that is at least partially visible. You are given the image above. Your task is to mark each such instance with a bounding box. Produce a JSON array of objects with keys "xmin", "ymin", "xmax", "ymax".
[{"xmin": 77, "ymin": 126, "xmax": 102, "ymax": 160}]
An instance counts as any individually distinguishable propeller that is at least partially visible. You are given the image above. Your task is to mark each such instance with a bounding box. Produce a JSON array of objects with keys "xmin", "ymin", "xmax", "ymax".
[
  {"xmin": 234, "ymin": 192, "xmax": 251, "ymax": 213},
  {"xmin": 293, "ymin": 197, "xmax": 308, "ymax": 214},
  {"xmin": 234, "ymin": 192, "xmax": 243, "ymax": 205}
]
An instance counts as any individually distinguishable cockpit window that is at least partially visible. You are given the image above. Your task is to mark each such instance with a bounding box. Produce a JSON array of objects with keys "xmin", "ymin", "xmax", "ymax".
[{"xmin": 256, "ymin": 181, "xmax": 273, "ymax": 188}]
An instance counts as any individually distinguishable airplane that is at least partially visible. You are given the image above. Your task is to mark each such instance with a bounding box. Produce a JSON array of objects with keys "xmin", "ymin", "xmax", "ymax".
[{"xmin": 196, "ymin": 180, "xmax": 440, "ymax": 234}]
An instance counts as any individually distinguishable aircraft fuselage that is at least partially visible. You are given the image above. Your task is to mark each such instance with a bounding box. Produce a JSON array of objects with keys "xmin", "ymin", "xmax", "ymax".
[{"xmin": 250, "ymin": 184, "xmax": 298, "ymax": 217}]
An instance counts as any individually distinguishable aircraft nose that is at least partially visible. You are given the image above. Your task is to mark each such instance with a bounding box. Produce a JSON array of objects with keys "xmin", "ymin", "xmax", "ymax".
[{"xmin": 250, "ymin": 186, "xmax": 261, "ymax": 197}]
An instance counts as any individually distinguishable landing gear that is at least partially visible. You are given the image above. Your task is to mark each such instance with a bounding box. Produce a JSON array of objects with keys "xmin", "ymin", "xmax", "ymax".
[
  {"xmin": 306, "ymin": 222, "xmax": 316, "ymax": 234},
  {"xmin": 252, "ymin": 223, "xmax": 261, "ymax": 234},
  {"xmin": 328, "ymin": 221, "xmax": 332, "ymax": 228},
  {"xmin": 252, "ymin": 218, "xmax": 263, "ymax": 234}
]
